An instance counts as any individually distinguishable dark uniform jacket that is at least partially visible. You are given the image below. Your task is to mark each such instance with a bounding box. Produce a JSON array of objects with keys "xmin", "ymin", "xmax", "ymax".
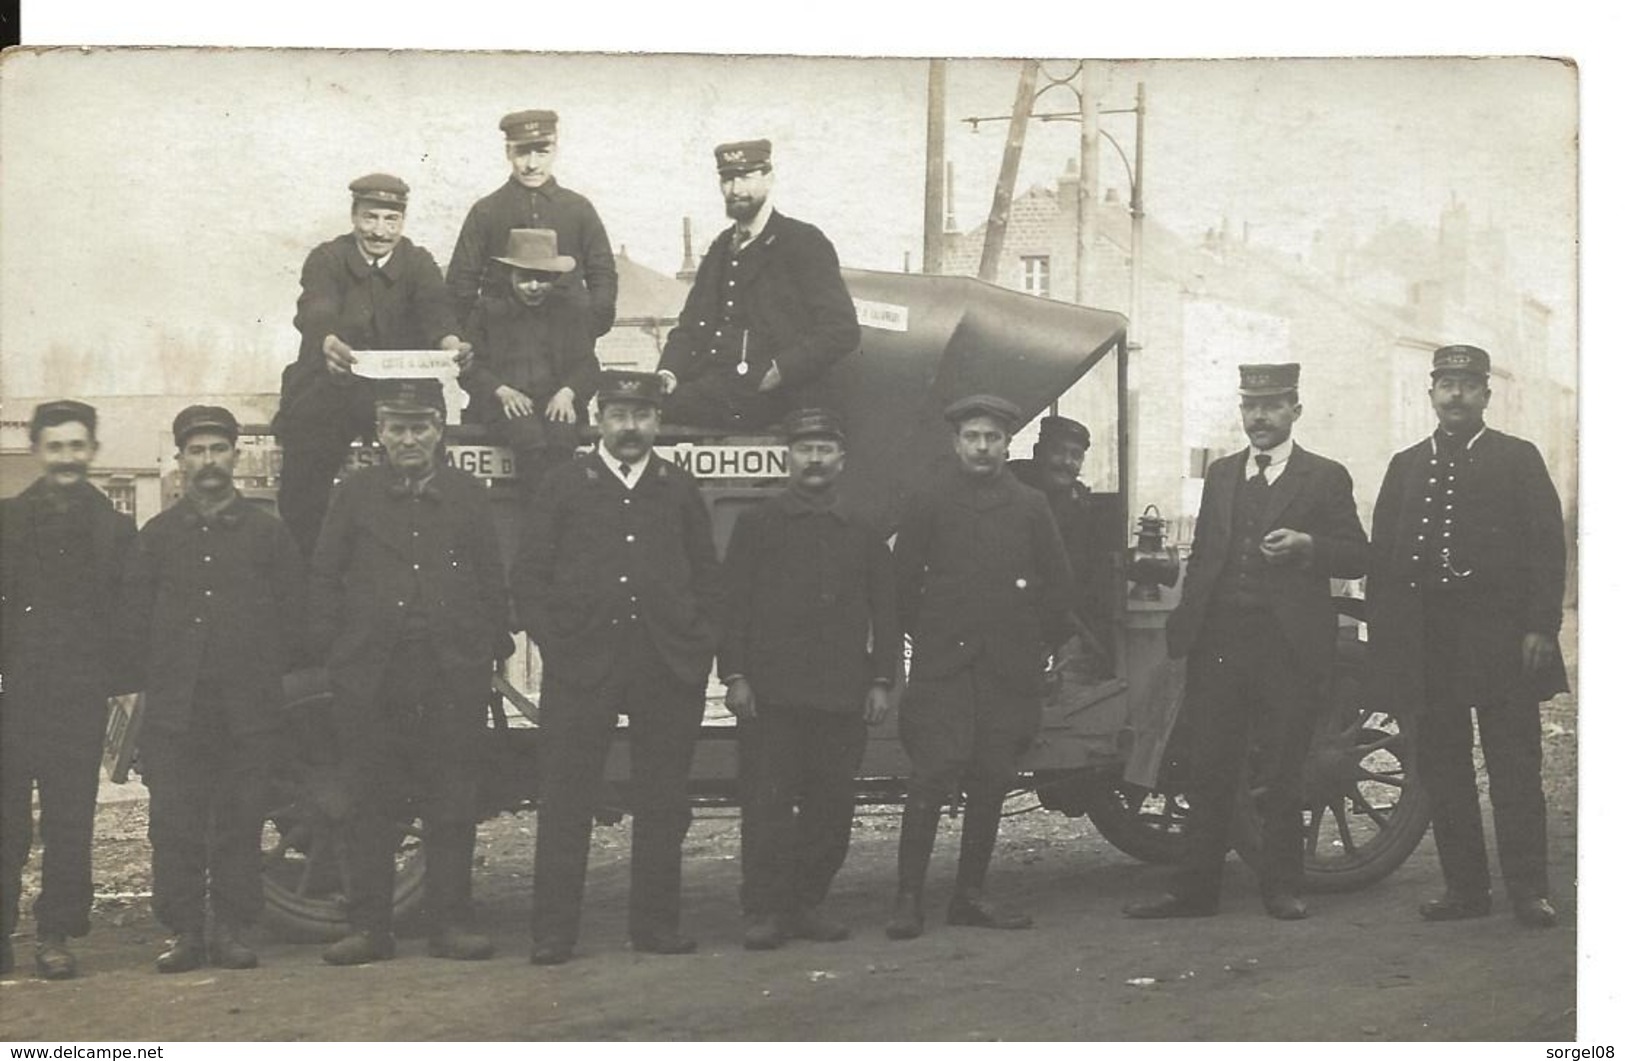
[
  {"xmin": 657, "ymin": 210, "xmax": 860, "ymax": 394},
  {"xmin": 1007, "ymin": 459, "xmax": 1117, "ymax": 642},
  {"xmin": 309, "ymin": 464, "xmax": 509, "ymax": 708},
  {"xmin": 276, "ymin": 234, "xmax": 460, "ymax": 429},
  {"xmin": 893, "ymin": 468, "xmax": 1073, "ymax": 696},
  {"xmin": 0, "ymin": 479, "xmax": 137, "ymax": 702},
  {"xmin": 1165, "ymin": 444, "xmax": 1368, "ymax": 675},
  {"xmin": 719, "ymin": 490, "xmax": 901, "ymax": 713},
  {"xmin": 1367, "ymin": 427, "xmax": 1568, "ymax": 708},
  {"xmin": 513, "ymin": 450, "xmax": 723, "ymax": 689},
  {"xmin": 121, "ymin": 496, "xmax": 305, "ymax": 738},
  {"xmin": 460, "ymin": 289, "xmax": 600, "ymax": 414},
  {"xmin": 446, "ymin": 177, "xmax": 618, "ymax": 336}
]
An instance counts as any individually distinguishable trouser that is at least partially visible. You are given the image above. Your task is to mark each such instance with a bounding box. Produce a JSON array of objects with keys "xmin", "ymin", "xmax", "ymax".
[
  {"xmin": 140, "ymin": 712, "xmax": 276, "ymax": 935},
  {"xmin": 275, "ymin": 373, "xmax": 378, "ymax": 557},
  {"xmin": 0, "ymin": 693, "xmax": 107, "ymax": 939},
  {"xmin": 1414, "ymin": 599, "xmax": 1550, "ymax": 901},
  {"xmin": 481, "ymin": 410, "xmax": 580, "ymax": 499},
  {"xmin": 531, "ymin": 625, "xmax": 705, "ymax": 946},
  {"xmin": 339, "ymin": 646, "xmax": 484, "ymax": 935},
  {"xmin": 661, "ymin": 373, "xmax": 793, "ymax": 432},
  {"xmin": 896, "ymin": 666, "xmax": 1038, "ymax": 897},
  {"xmin": 738, "ymin": 704, "xmax": 867, "ymax": 916},
  {"xmin": 1174, "ymin": 607, "xmax": 1320, "ymax": 902}
]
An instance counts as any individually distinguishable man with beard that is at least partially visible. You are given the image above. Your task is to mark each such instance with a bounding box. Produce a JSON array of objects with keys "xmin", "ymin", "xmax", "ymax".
[
  {"xmin": 1367, "ymin": 345, "xmax": 1567, "ymax": 928},
  {"xmin": 657, "ymin": 140, "xmax": 860, "ymax": 430},
  {"xmin": 310, "ymin": 380, "xmax": 511, "ymax": 966},
  {"xmin": 460, "ymin": 228, "xmax": 600, "ymax": 496},
  {"xmin": 1124, "ymin": 363, "xmax": 1367, "ymax": 922},
  {"xmin": 121, "ymin": 407, "xmax": 305, "ymax": 972},
  {"xmin": 1007, "ymin": 415, "xmax": 1116, "ymax": 672},
  {"xmin": 0, "ymin": 401, "xmax": 136, "ymax": 979},
  {"xmin": 719, "ymin": 408, "xmax": 900, "ymax": 950},
  {"xmin": 273, "ymin": 173, "xmax": 467, "ymax": 557},
  {"xmin": 446, "ymin": 110, "xmax": 617, "ymax": 337},
  {"xmin": 515, "ymin": 371, "xmax": 724, "ymax": 965},
  {"xmin": 886, "ymin": 395, "xmax": 1073, "ymax": 940}
]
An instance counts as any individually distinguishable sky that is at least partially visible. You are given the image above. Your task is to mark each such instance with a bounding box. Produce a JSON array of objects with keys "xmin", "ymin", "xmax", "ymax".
[{"xmin": 0, "ymin": 51, "xmax": 1576, "ymax": 397}]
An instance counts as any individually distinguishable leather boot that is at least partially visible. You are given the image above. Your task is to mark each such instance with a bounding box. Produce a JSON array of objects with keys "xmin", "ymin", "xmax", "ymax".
[
  {"xmin": 885, "ymin": 796, "xmax": 940, "ymax": 940},
  {"xmin": 886, "ymin": 890, "xmax": 925, "ymax": 940},
  {"xmin": 209, "ymin": 923, "xmax": 260, "ymax": 970},
  {"xmin": 953, "ymin": 787, "xmax": 1005, "ymax": 900},
  {"xmin": 34, "ymin": 934, "xmax": 78, "ymax": 980},
  {"xmin": 156, "ymin": 932, "xmax": 206, "ymax": 974}
]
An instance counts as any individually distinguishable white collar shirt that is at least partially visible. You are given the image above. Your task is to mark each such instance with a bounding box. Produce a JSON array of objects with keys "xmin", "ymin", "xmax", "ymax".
[
  {"xmin": 1246, "ymin": 437, "xmax": 1295, "ymax": 484},
  {"xmin": 598, "ymin": 441, "xmax": 651, "ymax": 490}
]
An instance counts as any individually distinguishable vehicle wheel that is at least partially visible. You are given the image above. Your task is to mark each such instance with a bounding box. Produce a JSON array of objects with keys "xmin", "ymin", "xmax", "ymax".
[
  {"xmin": 1232, "ymin": 641, "xmax": 1432, "ymax": 892},
  {"xmin": 259, "ymin": 669, "xmax": 427, "ymax": 943},
  {"xmin": 1084, "ymin": 778, "xmax": 1193, "ymax": 865}
]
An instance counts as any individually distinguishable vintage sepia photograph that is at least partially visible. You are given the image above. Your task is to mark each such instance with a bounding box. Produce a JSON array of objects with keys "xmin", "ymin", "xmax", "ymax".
[{"xmin": 0, "ymin": 41, "xmax": 1582, "ymax": 1043}]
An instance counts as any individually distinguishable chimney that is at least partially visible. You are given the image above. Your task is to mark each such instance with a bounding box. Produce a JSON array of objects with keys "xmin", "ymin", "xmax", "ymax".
[
  {"xmin": 945, "ymin": 161, "xmax": 960, "ymax": 234},
  {"xmin": 677, "ymin": 217, "xmax": 698, "ymax": 285}
]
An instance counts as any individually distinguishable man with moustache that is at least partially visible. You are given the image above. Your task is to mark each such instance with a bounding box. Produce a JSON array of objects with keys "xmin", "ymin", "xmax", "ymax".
[
  {"xmin": 0, "ymin": 401, "xmax": 136, "ymax": 979},
  {"xmin": 447, "ymin": 110, "xmax": 618, "ymax": 337},
  {"xmin": 1367, "ymin": 345, "xmax": 1567, "ymax": 928},
  {"xmin": 886, "ymin": 395, "xmax": 1073, "ymax": 940},
  {"xmin": 460, "ymin": 228, "xmax": 600, "ymax": 496},
  {"xmin": 273, "ymin": 173, "xmax": 467, "ymax": 557},
  {"xmin": 1124, "ymin": 363, "xmax": 1367, "ymax": 922},
  {"xmin": 514, "ymin": 371, "xmax": 724, "ymax": 965},
  {"xmin": 121, "ymin": 407, "xmax": 305, "ymax": 973},
  {"xmin": 310, "ymin": 380, "xmax": 511, "ymax": 966},
  {"xmin": 719, "ymin": 409, "xmax": 900, "ymax": 950},
  {"xmin": 657, "ymin": 140, "xmax": 860, "ymax": 430}
]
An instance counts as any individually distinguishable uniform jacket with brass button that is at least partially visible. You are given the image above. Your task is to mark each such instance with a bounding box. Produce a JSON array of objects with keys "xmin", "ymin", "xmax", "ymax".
[
  {"xmin": 1366, "ymin": 426, "xmax": 1568, "ymax": 709},
  {"xmin": 120, "ymin": 496, "xmax": 305, "ymax": 737},
  {"xmin": 657, "ymin": 210, "xmax": 860, "ymax": 393},
  {"xmin": 513, "ymin": 451, "xmax": 723, "ymax": 689},
  {"xmin": 893, "ymin": 468, "xmax": 1073, "ymax": 696},
  {"xmin": 309, "ymin": 464, "xmax": 509, "ymax": 707}
]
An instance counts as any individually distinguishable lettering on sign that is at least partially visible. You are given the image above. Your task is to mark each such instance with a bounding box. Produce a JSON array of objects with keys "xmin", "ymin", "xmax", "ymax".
[
  {"xmin": 344, "ymin": 445, "xmax": 516, "ymax": 479},
  {"xmin": 656, "ymin": 445, "xmax": 788, "ymax": 479},
  {"xmin": 853, "ymin": 298, "xmax": 909, "ymax": 333}
]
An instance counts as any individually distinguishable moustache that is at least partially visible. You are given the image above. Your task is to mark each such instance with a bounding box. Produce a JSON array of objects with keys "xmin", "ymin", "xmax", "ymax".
[{"xmin": 47, "ymin": 461, "xmax": 89, "ymax": 477}]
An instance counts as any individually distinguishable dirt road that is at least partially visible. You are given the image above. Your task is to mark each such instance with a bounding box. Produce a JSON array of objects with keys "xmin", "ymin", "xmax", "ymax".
[{"xmin": 1, "ymin": 662, "xmax": 1578, "ymax": 1041}]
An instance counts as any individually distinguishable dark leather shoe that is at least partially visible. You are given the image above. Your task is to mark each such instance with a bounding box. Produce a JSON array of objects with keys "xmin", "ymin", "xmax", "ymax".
[
  {"xmin": 946, "ymin": 893, "xmax": 1033, "ymax": 930},
  {"xmin": 785, "ymin": 906, "xmax": 850, "ymax": 943},
  {"xmin": 1262, "ymin": 894, "xmax": 1309, "ymax": 921},
  {"xmin": 529, "ymin": 940, "xmax": 573, "ymax": 966},
  {"xmin": 322, "ymin": 930, "xmax": 396, "ymax": 966},
  {"xmin": 157, "ymin": 932, "xmax": 206, "ymax": 974},
  {"xmin": 1419, "ymin": 892, "xmax": 1491, "ymax": 922},
  {"xmin": 209, "ymin": 926, "xmax": 259, "ymax": 970},
  {"xmin": 885, "ymin": 891, "xmax": 924, "ymax": 940},
  {"xmin": 428, "ymin": 926, "xmax": 494, "ymax": 961},
  {"xmin": 1513, "ymin": 896, "xmax": 1558, "ymax": 928},
  {"xmin": 35, "ymin": 936, "xmax": 78, "ymax": 980},
  {"xmin": 1123, "ymin": 893, "xmax": 1219, "ymax": 919},
  {"xmin": 742, "ymin": 914, "xmax": 785, "ymax": 951},
  {"xmin": 631, "ymin": 931, "xmax": 697, "ymax": 955}
]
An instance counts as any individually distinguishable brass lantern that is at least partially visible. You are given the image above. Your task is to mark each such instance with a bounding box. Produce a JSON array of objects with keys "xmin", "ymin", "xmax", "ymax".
[{"xmin": 1128, "ymin": 504, "xmax": 1181, "ymax": 601}]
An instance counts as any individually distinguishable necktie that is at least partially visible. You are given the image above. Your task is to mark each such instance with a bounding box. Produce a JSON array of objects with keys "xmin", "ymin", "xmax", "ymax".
[
  {"xmin": 619, "ymin": 462, "xmax": 632, "ymax": 479},
  {"xmin": 1253, "ymin": 452, "xmax": 1272, "ymax": 480}
]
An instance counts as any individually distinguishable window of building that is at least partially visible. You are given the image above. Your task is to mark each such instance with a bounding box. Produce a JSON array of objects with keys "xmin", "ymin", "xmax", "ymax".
[
  {"xmin": 102, "ymin": 478, "xmax": 136, "ymax": 516},
  {"xmin": 1021, "ymin": 256, "xmax": 1051, "ymax": 298}
]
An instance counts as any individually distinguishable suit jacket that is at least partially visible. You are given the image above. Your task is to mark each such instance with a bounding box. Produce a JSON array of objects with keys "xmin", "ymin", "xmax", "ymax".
[
  {"xmin": 0, "ymin": 478, "xmax": 137, "ymax": 702},
  {"xmin": 309, "ymin": 464, "xmax": 509, "ymax": 709},
  {"xmin": 1366, "ymin": 426, "xmax": 1568, "ymax": 708},
  {"xmin": 657, "ymin": 210, "xmax": 860, "ymax": 393},
  {"xmin": 893, "ymin": 468, "xmax": 1073, "ymax": 696},
  {"xmin": 122, "ymin": 496, "xmax": 305, "ymax": 738},
  {"xmin": 513, "ymin": 451, "xmax": 723, "ymax": 689},
  {"xmin": 1165, "ymin": 444, "xmax": 1367, "ymax": 675}
]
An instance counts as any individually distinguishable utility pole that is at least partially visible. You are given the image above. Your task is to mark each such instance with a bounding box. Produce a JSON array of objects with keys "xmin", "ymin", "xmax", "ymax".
[
  {"xmin": 1075, "ymin": 62, "xmax": 1100, "ymax": 304},
  {"xmin": 979, "ymin": 60, "xmax": 1039, "ymax": 283},
  {"xmin": 922, "ymin": 58, "xmax": 947, "ymax": 275}
]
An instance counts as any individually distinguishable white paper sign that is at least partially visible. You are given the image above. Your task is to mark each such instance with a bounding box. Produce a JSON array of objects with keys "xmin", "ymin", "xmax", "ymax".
[
  {"xmin": 351, "ymin": 350, "xmax": 468, "ymax": 425},
  {"xmin": 853, "ymin": 298, "xmax": 909, "ymax": 333}
]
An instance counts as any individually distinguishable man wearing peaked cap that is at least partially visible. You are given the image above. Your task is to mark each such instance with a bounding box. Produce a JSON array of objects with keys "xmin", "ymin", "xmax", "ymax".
[
  {"xmin": 719, "ymin": 407, "xmax": 900, "ymax": 950},
  {"xmin": 460, "ymin": 228, "xmax": 599, "ymax": 497},
  {"xmin": 447, "ymin": 109, "xmax": 617, "ymax": 337},
  {"xmin": 886, "ymin": 392, "xmax": 1073, "ymax": 939},
  {"xmin": 121, "ymin": 405, "xmax": 304, "ymax": 974},
  {"xmin": 1367, "ymin": 344, "xmax": 1567, "ymax": 928},
  {"xmin": 1, "ymin": 400, "xmax": 137, "ymax": 979},
  {"xmin": 513, "ymin": 364, "xmax": 723, "ymax": 964},
  {"xmin": 657, "ymin": 139, "xmax": 860, "ymax": 431},
  {"xmin": 272, "ymin": 172, "xmax": 467, "ymax": 558},
  {"xmin": 1126, "ymin": 362, "xmax": 1367, "ymax": 923}
]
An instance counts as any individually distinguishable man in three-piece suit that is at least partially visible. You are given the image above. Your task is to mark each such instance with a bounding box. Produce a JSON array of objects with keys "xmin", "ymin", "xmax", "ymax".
[
  {"xmin": 514, "ymin": 370, "xmax": 725, "ymax": 965},
  {"xmin": 656, "ymin": 139, "xmax": 861, "ymax": 430},
  {"xmin": 1366, "ymin": 344, "xmax": 1567, "ymax": 928},
  {"xmin": 1125, "ymin": 363, "xmax": 1368, "ymax": 921}
]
